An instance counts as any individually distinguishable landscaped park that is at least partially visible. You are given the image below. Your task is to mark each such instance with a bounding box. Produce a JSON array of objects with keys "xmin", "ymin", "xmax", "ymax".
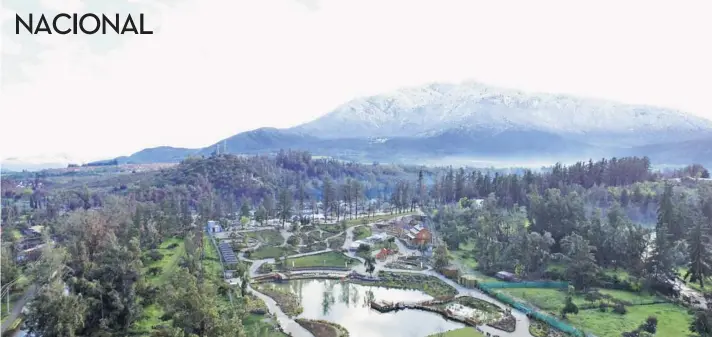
[{"xmin": 197, "ymin": 206, "xmax": 703, "ymax": 337}]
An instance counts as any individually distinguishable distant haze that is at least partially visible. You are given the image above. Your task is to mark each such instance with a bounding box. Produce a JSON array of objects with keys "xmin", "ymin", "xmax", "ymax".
[{"xmin": 2, "ymin": 0, "xmax": 711, "ymax": 163}]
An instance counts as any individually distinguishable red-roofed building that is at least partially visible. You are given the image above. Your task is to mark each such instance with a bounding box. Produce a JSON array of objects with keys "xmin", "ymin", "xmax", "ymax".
[
  {"xmin": 413, "ymin": 228, "xmax": 432, "ymax": 246},
  {"xmin": 376, "ymin": 248, "xmax": 392, "ymax": 260}
]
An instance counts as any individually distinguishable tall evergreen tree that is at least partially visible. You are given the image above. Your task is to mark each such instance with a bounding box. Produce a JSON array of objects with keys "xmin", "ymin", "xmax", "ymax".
[
  {"xmin": 648, "ymin": 184, "xmax": 676, "ymax": 278},
  {"xmin": 685, "ymin": 208, "xmax": 712, "ymax": 288}
]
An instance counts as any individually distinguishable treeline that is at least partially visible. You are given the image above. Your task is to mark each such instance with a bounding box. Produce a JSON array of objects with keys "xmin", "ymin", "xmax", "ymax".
[
  {"xmin": 427, "ymin": 156, "xmax": 655, "ymax": 209},
  {"xmin": 432, "ymin": 176, "xmax": 712, "ymax": 293}
]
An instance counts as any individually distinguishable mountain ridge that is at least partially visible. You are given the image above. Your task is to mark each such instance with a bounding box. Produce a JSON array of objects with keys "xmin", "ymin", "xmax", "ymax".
[
  {"xmin": 291, "ymin": 81, "xmax": 712, "ymax": 145},
  {"xmin": 11, "ymin": 81, "xmax": 712, "ymax": 169}
]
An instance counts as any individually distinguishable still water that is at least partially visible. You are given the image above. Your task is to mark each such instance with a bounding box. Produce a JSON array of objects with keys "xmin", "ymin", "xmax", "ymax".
[{"xmin": 273, "ymin": 279, "xmax": 465, "ymax": 337}]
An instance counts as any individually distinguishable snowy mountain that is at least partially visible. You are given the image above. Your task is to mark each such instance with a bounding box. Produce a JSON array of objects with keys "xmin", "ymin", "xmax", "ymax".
[
  {"xmin": 49, "ymin": 81, "xmax": 712, "ymax": 169},
  {"xmin": 292, "ymin": 81, "xmax": 712, "ymax": 146}
]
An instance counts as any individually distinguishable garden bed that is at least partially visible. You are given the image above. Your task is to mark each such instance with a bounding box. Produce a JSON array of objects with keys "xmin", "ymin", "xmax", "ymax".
[
  {"xmin": 287, "ymin": 251, "xmax": 360, "ymax": 269},
  {"xmin": 295, "ymin": 319, "xmax": 349, "ymax": 337},
  {"xmin": 528, "ymin": 320, "xmax": 569, "ymax": 337},
  {"xmin": 353, "ymin": 271, "xmax": 457, "ymax": 297},
  {"xmin": 384, "ymin": 261, "xmax": 426, "ymax": 271},
  {"xmin": 300, "ymin": 241, "xmax": 328, "ymax": 253},
  {"xmin": 327, "ymin": 234, "xmax": 346, "ymax": 250},
  {"xmin": 352, "ymin": 225, "xmax": 372, "ymax": 241},
  {"xmin": 249, "ymin": 246, "xmax": 298, "ymax": 259},
  {"xmin": 320, "ymin": 223, "xmax": 344, "ymax": 234},
  {"xmin": 242, "ymin": 229, "xmax": 284, "ymax": 246}
]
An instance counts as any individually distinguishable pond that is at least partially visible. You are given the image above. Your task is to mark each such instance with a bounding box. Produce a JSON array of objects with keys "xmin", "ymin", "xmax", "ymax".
[{"xmin": 271, "ymin": 279, "xmax": 465, "ymax": 337}]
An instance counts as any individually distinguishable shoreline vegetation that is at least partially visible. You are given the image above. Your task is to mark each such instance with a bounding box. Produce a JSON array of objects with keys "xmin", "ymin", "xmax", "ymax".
[{"xmin": 295, "ymin": 318, "xmax": 350, "ymax": 337}]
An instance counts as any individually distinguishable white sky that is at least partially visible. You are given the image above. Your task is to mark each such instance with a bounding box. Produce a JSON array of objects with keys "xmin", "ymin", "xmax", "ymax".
[{"xmin": 1, "ymin": 0, "xmax": 711, "ymax": 163}]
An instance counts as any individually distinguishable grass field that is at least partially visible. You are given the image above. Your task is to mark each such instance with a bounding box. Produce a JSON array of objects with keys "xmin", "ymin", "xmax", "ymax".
[
  {"xmin": 287, "ymin": 251, "xmax": 360, "ymax": 268},
  {"xmin": 498, "ymin": 288, "xmax": 581, "ymax": 311},
  {"xmin": 567, "ymin": 303, "xmax": 693, "ymax": 337},
  {"xmin": 427, "ymin": 327, "xmax": 484, "ymax": 336},
  {"xmin": 499, "ymin": 287, "xmax": 664, "ymax": 312},
  {"xmin": 497, "ymin": 285, "xmax": 690, "ymax": 337},
  {"xmin": 142, "ymin": 237, "xmax": 186, "ymax": 285},
  {"xmin": 133, "ymin": 237, "xmax": 187, "ymax": 333}
]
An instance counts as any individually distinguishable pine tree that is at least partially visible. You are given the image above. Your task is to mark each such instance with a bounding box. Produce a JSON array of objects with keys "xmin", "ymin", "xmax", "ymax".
[
  {"xmin": 685, "ymin": 208, "xmax": 712, "ymax": 288},
  {"xmin": 648, "ymin": 184, "xmax": 675, "ymax": 278},
  {"xmin": 277, "ymin": 188, "xmax": 293, "ymax": 228}
]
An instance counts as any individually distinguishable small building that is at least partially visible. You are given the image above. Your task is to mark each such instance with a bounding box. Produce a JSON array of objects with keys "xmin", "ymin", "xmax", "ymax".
[
  {"xmin": 375, "ymin": 248, "xmax": 392, "ymax": 260},
  {"xmin": 458, "ymin": 274, "xmax": 480, "ymax": 288},
  {"xmin": 206, "ymin": 220, "xmax": 223, "ymax": 233},
  {"xmin": 413, "ymin": 228, "xmax": 432, "ymax": 246},
  {"xmin": 495, "ymin": 271, "xmax": 519, "ymax": 282},
  {"xmin": 473, "ymin": 199, "xmax": 485, "ymax": 208}
]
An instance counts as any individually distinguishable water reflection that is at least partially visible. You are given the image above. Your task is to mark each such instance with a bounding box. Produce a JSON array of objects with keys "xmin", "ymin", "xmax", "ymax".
[{"xmin": 276, "ymin": 279, "xmax": 464, "ymax": 337}]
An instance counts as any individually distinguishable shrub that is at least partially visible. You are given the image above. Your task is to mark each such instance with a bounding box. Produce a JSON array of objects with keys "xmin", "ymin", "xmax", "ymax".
[
  {"xmin": 147, "ymin": 250, "xmax": 164, "ymax": 261},
  {"xmin": 148, "ymin": 266, "xmax": 162, "ymax": 276},
  {"xmin": 613, "ymin": 303, "xmax": 627, "ymax": 315},
  {"xmin": 561, "ymin": 296, "xmax": 579, "ymax": 317},
  {"xmin": 287, "ymin": 235, "xmax": 299, "ymax": 246},
  {"xmin": 598, "ymin": 302, "xmax": 608, "ymax": 312},
  {"xmin": 584, "ymin": 290, "xmax": 602, "ymax": 302},
  {"xmin": 140, "ymin": 286, "xmax": 160, "ymax": 305},
  {"xmin": 217, "ymin": 282, "xmax": 230, "ymax": 296},
  {"xmin": 166, "ymin": 243, "xmax": 179, "ymax": 249}
]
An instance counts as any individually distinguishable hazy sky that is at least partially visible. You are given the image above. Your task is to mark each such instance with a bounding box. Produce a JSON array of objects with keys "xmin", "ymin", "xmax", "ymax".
[{"xmin": 2, "ymin": 0, "xmax": 711, "ymax": 163}]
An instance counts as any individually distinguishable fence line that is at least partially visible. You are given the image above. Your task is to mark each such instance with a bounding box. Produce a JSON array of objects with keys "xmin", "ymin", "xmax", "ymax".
[
  {"xmin": 476, "ymin": 281, "xmax": 586, "ymax": 337},
  {"xmin": 478, "ymin": 281, "xmax": 570, "ymax": 289},
  {"xmin": 205, "ymin": 229, "xmax": 233, "ymax": 304}
]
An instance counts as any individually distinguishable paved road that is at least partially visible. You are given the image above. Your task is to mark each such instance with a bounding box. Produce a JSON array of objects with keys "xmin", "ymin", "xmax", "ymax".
[{"xmin": 0, "ymin": 285, "xmax": 36, "ymax": 334}]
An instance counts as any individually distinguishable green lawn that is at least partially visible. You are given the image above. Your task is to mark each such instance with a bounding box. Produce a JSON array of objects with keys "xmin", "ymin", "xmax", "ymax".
[
  {"xmin": 133, "ymin": 238, "xmax": 186, "ymax": 333},
  {"xmin": 132, "ymin": 304, "xmax": 165, "ymax": 333},
  {"xmin": 499, "ymin": 287, "xmax": 664, "ymax": 312},
  {"xmin": 287, "ymin": 251, "xmax": 360, "ymax": 268},
  {"xmin": 250, "ymin": 246, "xmax": 298, "ymax": 259},
  {"xmin": 450, "ymin": 241, "xmax": 479, "ymax": 270},
  {"xmin": 597, "ymin": 289, "xmax": 663, "ymax": 304},
  {"xmin": 567, "ymin": 303, "xmax": 693, "ymax": 337},
  {"xmin": 428, "ymin": 327, "xmax": 484, "ymax": 336},
  {"xmin": 497, "ymin": 287, "xmax": 689, "ymax": 337},
  {"xmin": 203, "ymin": 236, "xmax": 227, "ymax": 280},
  {"xmin": 352, "ymin": 225, "xmax": 372, "ymax": 241},
  {"xmin": 498, "ymin": 288, "xmax": 581, "ymax": 311},
  {"xmin": 143, "ymin": 237, "xmax": 186, "ymax": 285}
]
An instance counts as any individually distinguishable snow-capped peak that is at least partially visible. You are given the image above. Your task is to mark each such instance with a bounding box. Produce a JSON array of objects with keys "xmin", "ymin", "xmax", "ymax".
[{"xmin": 293, "ymin": 81, "xmax": 712, "ymax": 142}]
